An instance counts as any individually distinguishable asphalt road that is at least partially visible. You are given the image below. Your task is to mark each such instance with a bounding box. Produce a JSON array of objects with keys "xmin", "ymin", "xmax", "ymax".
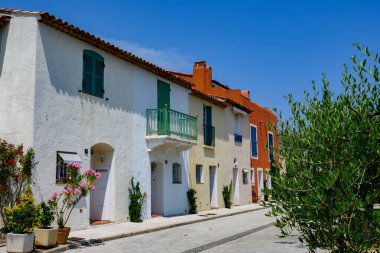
[{"xmin": 70, "ymin": 208, "xmax": 307, "ymax": 253}]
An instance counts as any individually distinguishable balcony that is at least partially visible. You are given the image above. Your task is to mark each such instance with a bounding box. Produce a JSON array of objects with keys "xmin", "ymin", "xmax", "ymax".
[
  {"xmin": 146, "ymin": 108, "xmax": 197, "ymax": 151},
  {"xmin": 203, "ymin": 124, "xmax": 215, "ymax": 147}
]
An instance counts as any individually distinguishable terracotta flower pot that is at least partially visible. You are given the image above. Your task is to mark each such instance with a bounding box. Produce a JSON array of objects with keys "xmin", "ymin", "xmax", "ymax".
[
  {"xmin": 6, "ymin": 232, "xmax": 34, "ymax": 253},
  {"xmin": 34, "ymin": 227, "xmax": 58, "ymax": 248},
  {"xmin": 56, "ymin": 227, "xmax": 71, "ymax": 244}
]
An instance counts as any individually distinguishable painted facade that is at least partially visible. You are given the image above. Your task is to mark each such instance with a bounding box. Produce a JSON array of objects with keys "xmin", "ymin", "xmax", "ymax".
[
  {"xmin": 174, "ymin": 62, "xmax": 253, "ymax": 208},
  {"xmin": 248, "ymin": 103, "xmax": 278, "ymax": 202},
  {"xmin": 0, "ymin": 10, "xmax": 196, "ymax": 229},
  {"xmin": 0, "ymin": 9, "xmax": 278, "ymax": 231}
]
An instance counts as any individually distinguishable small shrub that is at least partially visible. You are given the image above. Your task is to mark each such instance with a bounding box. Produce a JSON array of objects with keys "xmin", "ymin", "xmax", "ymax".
[
  {"xmin": 1, "ymin": 187, "xmax": 41, "ymax": 234},
  {"xmin": 39, "ymin": 202, "xmax": 54, "ymax": 228},
  {"xmin": 222, "ymin": 181, "xmax": 233, "ymax": 209},
  {"xmin": 187, "ymin": 188, "xmax": 197, "ymax": 214},
  {"xmin": 128, "ymin": 177, "xmax": 146, "ymax": 223}
]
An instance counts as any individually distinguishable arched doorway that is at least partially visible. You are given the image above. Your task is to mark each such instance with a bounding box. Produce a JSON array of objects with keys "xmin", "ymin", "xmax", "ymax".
[
  {"xmin": 151, "ymin": 162, "xmax": 164, "ymax": 216},
  {"xmin": 90, "ymin": 143, "xmax": 114, "ymax": 222}
]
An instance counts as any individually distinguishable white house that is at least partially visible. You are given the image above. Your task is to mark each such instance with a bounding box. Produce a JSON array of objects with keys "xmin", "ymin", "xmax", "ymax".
[{"xmin": 0, "ymin": 9, "xmax": 197, "ymax": 229}]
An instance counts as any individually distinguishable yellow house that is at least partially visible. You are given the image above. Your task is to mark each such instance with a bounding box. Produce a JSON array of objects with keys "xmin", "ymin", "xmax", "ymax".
[{"xmin": 188, "ymin": 91, "xmax": 228, "ymax": 211}]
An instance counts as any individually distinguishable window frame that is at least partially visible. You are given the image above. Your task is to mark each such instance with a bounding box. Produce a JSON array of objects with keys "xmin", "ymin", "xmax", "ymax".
[
  {"xmin": 82, "ymin": 49, "xmax": 105, "ymax": 98},
  {"xmin": 56, "ymin": 151, "xmax": 77, "ymax": 183},
  {"xmin": 250, "ymin": 168, "xmax": 255, "ymax": 185},
  {"xmin": 250, "ymin": 124, "xmax": 258, "ymax": 159},
  {"xmin": 242, "ymin": 169, "xmax": 249, "ymax": 184},
  {"xmin": 195, "ymin": 164, "xmax": 204, "ymax": 184},
  {"xmin": 172, "ymin": 163, "xmax": 182, "ymax": 184}
]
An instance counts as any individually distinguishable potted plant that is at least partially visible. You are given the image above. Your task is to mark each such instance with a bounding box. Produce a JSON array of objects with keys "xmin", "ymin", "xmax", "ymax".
[
  {"xmin": 2, "ymin": 188, "xmax": 41, "ymax": 253},
  {"xmin": 34, "ymin": 202, "xmax": 57, "ymax": 248},
  {"xmin": 48, "ymin": 162, "xmax": 100, "ymax": 244}
]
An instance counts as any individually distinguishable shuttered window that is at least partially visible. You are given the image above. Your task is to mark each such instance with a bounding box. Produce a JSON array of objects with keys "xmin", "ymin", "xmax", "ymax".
[
  {"xmin": 251, "ymin": 125, "xmax": 258, "ymax": 158},
  {"xmin": 268, "ymin": 132, "xmax": 274, "ymax": 161},
  {"xmin": 82, "ymin": 49, "xmax": 105, "ymax": 98}
]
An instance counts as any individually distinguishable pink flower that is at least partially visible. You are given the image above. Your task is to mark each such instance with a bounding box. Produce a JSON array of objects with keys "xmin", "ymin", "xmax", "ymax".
[
  {"xmin": 52, "ymin": 192, "xmax": 59, "ymax": 198},
  {"xmin": 95, "ymin": 172, "xmax": 101, "ymax": 179},
  {"xmin": 79, "ymin": 182, "xmax": 87, "ymax": 188},
  {"xmin": 89, "ymin": 185, "xmax": 95, "ymax": 190},
  {"xmin": 69, "ymin": 199, "xmax": 74, "ymax": 204},
  {"xmin": 74, "ymin": 188, "xmax": 82, "ymax": 195}
]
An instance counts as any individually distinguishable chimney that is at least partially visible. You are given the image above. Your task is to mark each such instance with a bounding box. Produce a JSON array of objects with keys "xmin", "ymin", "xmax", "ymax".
[
  {"xmin": 241, "ymin": 90, "xmax": 250, "ymax": 100},
  {"xmin": 193, "ymin": 61, "xmax": 212, "ymax": 91}
]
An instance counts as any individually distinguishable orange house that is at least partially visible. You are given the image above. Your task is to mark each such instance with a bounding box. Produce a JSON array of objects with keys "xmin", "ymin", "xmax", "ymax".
[{"xmin": 171, "ymin": 61, "xmax": 278, "ymax": 203}]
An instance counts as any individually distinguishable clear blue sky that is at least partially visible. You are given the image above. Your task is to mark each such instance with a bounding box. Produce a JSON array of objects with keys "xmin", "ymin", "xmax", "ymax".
[{"xmin": 2, "ymin": 0, "xmax": 380, "ymax": 119}]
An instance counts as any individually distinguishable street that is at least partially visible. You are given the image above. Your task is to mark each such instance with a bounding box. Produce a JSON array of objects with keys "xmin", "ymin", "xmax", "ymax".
[{"xmin": 70, "ymin": 208, "xmax": 308, "ymax": 253}]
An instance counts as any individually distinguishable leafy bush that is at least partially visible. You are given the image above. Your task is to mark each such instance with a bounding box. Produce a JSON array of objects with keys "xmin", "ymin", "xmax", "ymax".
[
  {"xmin": 1, "ymin": 187, "xmax": 41, "ymax": 234},
  {"xmin": 128, "ymin": 177, "xmax": 146, "ymax": 223},
  {"xmin": 39, "ymin": 202, "xmax": 54, "ymax": 228},
  {"xmin": 267, "ymin": 44, "xmax": 380, "ymax": 252},
  {"xmin": 187, "ymin": 188, "xmax": 197, "ymax": 214},
  {"xmin": 0, "ymin": 140, "xmax": 35, "ymax": 226},
  {"xmin": 222, "ymin": 181, "xmax": 233, "ymax": 209}
]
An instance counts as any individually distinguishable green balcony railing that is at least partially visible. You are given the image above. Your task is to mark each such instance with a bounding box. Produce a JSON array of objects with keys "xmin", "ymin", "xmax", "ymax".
[{"xmin": 146, "ymin": 108, "xmax": 198, "ymax": 141}]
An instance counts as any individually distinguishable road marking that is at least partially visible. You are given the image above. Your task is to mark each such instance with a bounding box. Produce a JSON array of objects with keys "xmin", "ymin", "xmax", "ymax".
[{"xmin": 181, "ymin": 222, "xmax": 274, "ymax": 253}]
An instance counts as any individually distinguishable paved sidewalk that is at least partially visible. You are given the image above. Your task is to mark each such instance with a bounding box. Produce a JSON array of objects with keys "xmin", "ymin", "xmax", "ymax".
[{"xmin": 0, "ymin": 204, "xmax": 264, "ymax": 253}]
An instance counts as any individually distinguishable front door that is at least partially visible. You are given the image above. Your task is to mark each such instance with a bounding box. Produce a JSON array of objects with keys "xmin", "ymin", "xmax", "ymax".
[
  {"xmin": 157, "ymin": 80, "xmax": 171, "ymax": 135},
  {"xmin": 258, "ymin": 169, "xmax": 264, "ymax": 201},
  {"xmin": 232, "ymin": 168, "xmax": 240, "ymax": 205},
  {"xmin": 209, "ymin": 166, "xmax": 217, "ymax": 208},
  {"xmin": 90, "ymin": 167, "xmax": 111, "ymax": 220}
]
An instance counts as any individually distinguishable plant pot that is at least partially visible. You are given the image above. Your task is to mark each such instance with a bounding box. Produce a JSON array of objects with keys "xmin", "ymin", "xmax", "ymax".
[
  {"xmin": 34, "ymin": 227, "xmax": 58, "ymax": 248},
  {"xmin": 6, "ymin": 232, "xmax": 34, "ymax": 253},
  {"xmin": 56, "ymin": 227, "xmax": 71, "ymax": 244}
]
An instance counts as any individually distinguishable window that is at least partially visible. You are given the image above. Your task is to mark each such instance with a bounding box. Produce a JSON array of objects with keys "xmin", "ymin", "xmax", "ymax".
[
  {"xmin": 196, "ymin": 165, "xmax": 203, "ymax": 184},
  {"xmin": 250, "ymin": 125, "xmax": 258, "ymax": 158},
  {"xmin": 266, "ymin": 169, "xmax": 271, "ymax": 189},
  {"xmin": 242, "ymin": 169, "xmax": 249, "ymax": 184},
  {"xmin": 172, "ymin": 163, "xmax": 182, "ymax": 184},
  {"xmin": 250, "ymin": 169, "xmax": 255, "ymax": 185},
  {"xmin": 203, "ymin": 105, "xmax": 214, "ymax": 146},
  {"xmin": 234, "ymin": 114, "xmax": 242, "ymax": 143},
  {"xmin": 268, "ymin": 132, "xmax": 274, "ymax": 161},
  {"xmin": 56, "ymin": 152, "xmax": 82, "ymax": 183},
  {"xmin": 82, "ymin": 49, "xmax": 105, "ymax": 98}
]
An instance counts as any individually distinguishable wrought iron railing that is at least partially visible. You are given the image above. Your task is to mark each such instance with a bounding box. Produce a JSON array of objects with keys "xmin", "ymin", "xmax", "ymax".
[
  {"xmin": 146, "ymin": 108, "xmax": 197, "ymax": 141},
  {"xmin": 203, "ymin": 123, "xmax": 215, "ymax": 147}
]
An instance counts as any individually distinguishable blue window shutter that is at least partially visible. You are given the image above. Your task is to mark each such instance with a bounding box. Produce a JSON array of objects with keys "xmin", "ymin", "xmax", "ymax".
[
  {"xmin": 251, "ymin": 126, "xmax": 258, "ymax": 157},
  {"xmin": 269, "ymin": 133, "xmax": 274, "ymax": 161}
]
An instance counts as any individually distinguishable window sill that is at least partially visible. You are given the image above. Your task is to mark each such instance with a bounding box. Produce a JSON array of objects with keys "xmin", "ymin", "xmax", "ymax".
[
  {"xmin": 251, "ymin": 156, "xmax": 259, "ymax": 160},
  {"xmin": 203, "ymin": 145, "xmax": 215, "ymax": 150},
  {"xmin": 173, "ymin": 182, "xmax": 182, "ymax": 184},
  {"xmin": 80, "ymin": 91, "xmax": 104, "ymax": 99},
  {"xmin": 196, "ymin": 182, "xmax": 204, "ymax": 184}
]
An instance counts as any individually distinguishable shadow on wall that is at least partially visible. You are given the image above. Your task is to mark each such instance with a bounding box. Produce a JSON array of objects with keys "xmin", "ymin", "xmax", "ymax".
[
  {"xmin": 0, "ymin": 25, "xmax": 9, "ymax": 77},
  {"xmin": 38, "ymin": 23, "xmax": 134, "ymax": 114}
]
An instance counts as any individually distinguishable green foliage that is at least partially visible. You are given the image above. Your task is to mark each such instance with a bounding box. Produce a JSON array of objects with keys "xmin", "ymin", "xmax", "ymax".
[
  {"xmin": 39, "ymin": 202, "xmax": 54, "ymax": 228},
  {"xmin": 1, "ymin": 188, "xmax": 41, "ymax": 234},
  {"xmin": 222, "ymin": 181, "xmax": 233, "ymax": 209},
  {"xmin": 267, "ymin": 44, "xmax": 380, "ymax": 252},
  {"xmin": 0, "ymin": 139, "xmax": 35, "ymax": 227},
  {"xmin": 187, "ymin": 188, "xmax": 198, "ymax": 214},
  {"xmin": 128, "ymin": 177, "xmax": 146, "ymax": 223}
]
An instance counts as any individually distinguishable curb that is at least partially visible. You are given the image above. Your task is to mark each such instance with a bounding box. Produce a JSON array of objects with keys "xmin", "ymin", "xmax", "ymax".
[{"xmin": 36, "ymin": 206, "xmax": 268, "ymax": 253}]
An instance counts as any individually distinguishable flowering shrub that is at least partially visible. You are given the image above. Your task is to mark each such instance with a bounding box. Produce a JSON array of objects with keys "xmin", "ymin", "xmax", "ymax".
[
  {"xmin": 0, "ymin": 139, "xmax": 35, "ymax": 227},
  {"xmin": 48, "ymin": 163, "xmax": 100, "ymax": 228},
  {"xmin": 1, "ymin": 187, "xmax": 41, "ymax": 234}
]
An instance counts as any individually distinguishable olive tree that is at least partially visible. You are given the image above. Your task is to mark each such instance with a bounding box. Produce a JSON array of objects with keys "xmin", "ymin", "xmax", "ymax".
[{"xmin": 266, "ymin": 44, "xmax": 380, "ymax": 252}]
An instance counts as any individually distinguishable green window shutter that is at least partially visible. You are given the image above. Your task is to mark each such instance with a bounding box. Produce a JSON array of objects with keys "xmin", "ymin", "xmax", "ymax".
[
  {"xmin": 82, "ymin": 53, "xmax": 93, "ymax": 94},
  {"xmin": 82, "ymin": 50, "xmax": 104, "ymax": 98}
]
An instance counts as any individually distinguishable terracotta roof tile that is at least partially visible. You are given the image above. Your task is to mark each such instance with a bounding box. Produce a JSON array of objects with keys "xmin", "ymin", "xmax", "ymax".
[{"xmin": 0, "ymin": 8, "xmax": 194, "ymax": 90}]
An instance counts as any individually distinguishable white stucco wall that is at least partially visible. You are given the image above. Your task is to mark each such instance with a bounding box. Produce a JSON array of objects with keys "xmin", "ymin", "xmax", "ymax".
[
  {"xmin": 224, "ymin": 107, "xmax": 251, "ymax": 206},
  {"xmin": 0, "ymin": 14, "xmax": 38, "ymax": 147},
  {"xmin": 0, "ymin": 13, "xmax": 193, "ymax": 229}
]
